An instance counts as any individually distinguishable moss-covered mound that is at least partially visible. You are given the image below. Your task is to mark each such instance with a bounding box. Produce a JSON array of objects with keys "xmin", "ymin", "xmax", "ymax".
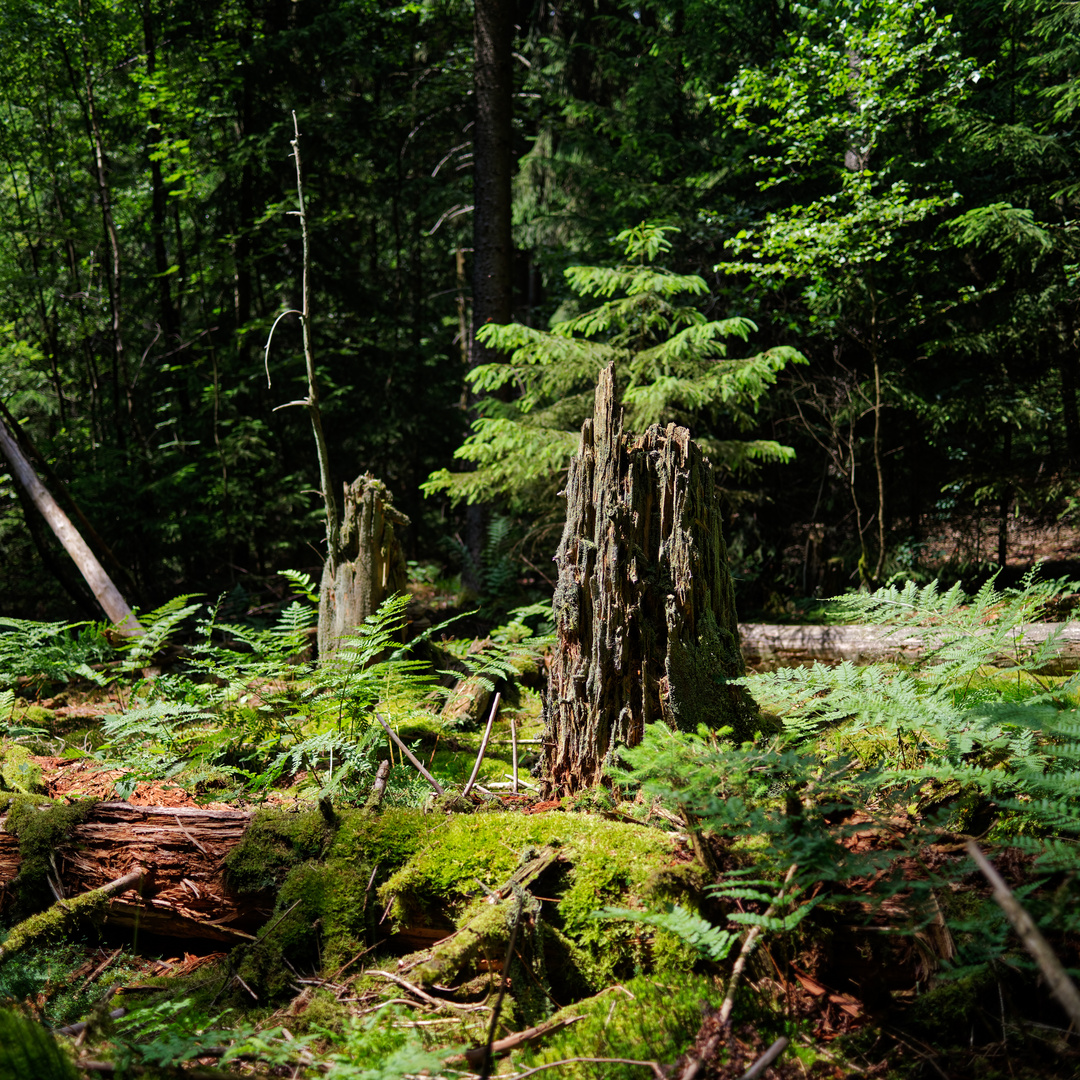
[{"xmin": 220, "ymin": 804, "xmax": 701, "ymax": 1010}]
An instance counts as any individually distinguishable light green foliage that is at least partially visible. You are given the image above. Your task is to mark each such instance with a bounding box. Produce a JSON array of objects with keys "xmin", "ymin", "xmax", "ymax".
[
  {"xmin": 749, "ymin": 570, "xmax": 1080, "ymax": 809},
  {"xmin": 0, "ymin": 741, "xmax": 45, "ymax": 794},
  {"xmin": 615, "ymin": 572, "xmax": 1080, "ymax": 991},
  {"xmin": 594, "ymin": 902, "xmax": 737, "ymax": 963},
  {"xmin": 0, "ymin": 617, "xmax": 113, "ymax": 691},
  {"xmin": 99, "ymin": 591, "xmax": 436, "ymax": 800},
  {"xmin": 424, "ymin": 223, "xmax": 804, "ymax": 513},
  {"xmin": 517, "ymin": 974, "xmax": 725, "ymax": 1080}
]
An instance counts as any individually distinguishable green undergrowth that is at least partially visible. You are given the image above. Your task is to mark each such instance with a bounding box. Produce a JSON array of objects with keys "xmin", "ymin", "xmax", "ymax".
[{"xmin": 515, "ymin": 973, "xmax": 725, "ymax": 1080}]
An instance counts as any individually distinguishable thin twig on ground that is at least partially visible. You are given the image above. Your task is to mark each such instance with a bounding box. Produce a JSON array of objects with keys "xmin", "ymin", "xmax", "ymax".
[
  {"xmin": 967, "ymin": 841, "xmax": 1080, "ymax": 1028},
  {"xmin": 463, "ymin": 691, "xmax": 501, "ymax": 797},
  {"xmin": 374, "ymin": 711, "xmax": 445, "ymax": 795}
]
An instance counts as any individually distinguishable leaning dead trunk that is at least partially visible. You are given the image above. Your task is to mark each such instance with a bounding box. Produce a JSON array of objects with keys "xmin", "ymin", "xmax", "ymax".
[
  {"xmin": 0, "ymin": 416, "xmax": 141, "ymax": 635},
  {"xmin": 318, "ymin": 474, "xmax": 410, "ymax": 659},
  {"xmin": 543, "ymin": 364, "xmax": 753, "ymax": 796}
]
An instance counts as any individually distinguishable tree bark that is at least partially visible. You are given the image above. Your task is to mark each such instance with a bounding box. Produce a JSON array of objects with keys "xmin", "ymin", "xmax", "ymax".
[
  {"xmin": 0, "ymin": 415, "xmax": 142, "ymax": 633},
  {"xmin": 543, "ymin": 364, "xmax": 753, "ymax": 796},
  {"xmin": 318, "ymin": 474, "xmax": 409, "ymax": 659},
  {"xmin": 472, "ymin": 0, "xmax": 514, "ymax": 365}
]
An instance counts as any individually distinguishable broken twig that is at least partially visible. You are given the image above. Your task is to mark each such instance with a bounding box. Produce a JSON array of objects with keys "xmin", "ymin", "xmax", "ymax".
[
  {"xmin": 967, "ymin": 841, "xmax": 1080, "ymax": 1028},
  {"xmin": 374, "ymin": 711, "xmax": 445, "ymax": 795},
  {"xmin": 463, "ymin": 691, "xmax": 501, "ymax": 798}
]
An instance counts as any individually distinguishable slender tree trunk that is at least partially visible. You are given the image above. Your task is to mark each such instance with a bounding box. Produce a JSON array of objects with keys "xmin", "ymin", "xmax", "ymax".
[
  {"xmin": 472, "ymin": 0, "xmax": 513, "ymax": 363},
  {"xmin": 999, "ymin": 424, "xmax": 1012, "ymax": 567},
  {"xmin": 142, "ymin": 5, "xmax": 178, "ymax": 348},
  {"xmin": 79, "ymin": 34, "xmax": 130, "ymax": 428},
  {"xmin": 0, "ymin": 416, "xmax": 141, "ymax": 633},
  {"xmin": 543, "ymin": 365, "xmax": 752, "ymax": 796},
  {"xmin": 1060, "ymin": 350, "xmax": 1080, "ymax": 466}
]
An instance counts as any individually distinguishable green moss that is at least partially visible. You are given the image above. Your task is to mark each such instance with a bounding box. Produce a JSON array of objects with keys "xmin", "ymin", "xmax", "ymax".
[
  {"xmin": 378, "ymin": 810, "xmax": 685, "ymax": 988},
  {"xmin": 3, "ymin": 795, "xmax": 96, "ymax": 918},
  {"xmin": 518, "ymin": 973, "xmax": 725, "ymax": 1079},
  {"xmin": 223, "ymin": 808, "xmax": 334, "ymax": 893},
  {"xmin": 0, "ymin": 741, "xmax": 46, "ymax": 794},
  {"xmin": 908, "ymin": 970, "xmax": 995, "ymax": 1042},
  {"xmin": 0, "ymin": 884, "xmax": 110, "ymax": 962}
]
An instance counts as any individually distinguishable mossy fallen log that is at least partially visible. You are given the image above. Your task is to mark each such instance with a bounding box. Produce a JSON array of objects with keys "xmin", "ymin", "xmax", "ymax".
[
  {"xmin": 738, "ymin": 620, "xmax": 1080, "ymax": 670},
  {"xmin": 0, "ymin": 865, "xmax": 146, "ymax": 962},
  {"xmin": 0, "ymin": 798, "xmax": 257, "ymax": 941}
]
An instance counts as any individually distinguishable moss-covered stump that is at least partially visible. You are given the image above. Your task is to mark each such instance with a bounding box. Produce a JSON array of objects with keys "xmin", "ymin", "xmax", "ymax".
[{"xmin": 0, "ymin": 740, "xmax": 47, "ymax": 795}]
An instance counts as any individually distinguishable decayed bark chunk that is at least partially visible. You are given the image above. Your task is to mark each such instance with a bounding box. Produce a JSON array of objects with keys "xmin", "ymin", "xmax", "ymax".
[{"xmin": 544, "ymin": 363, "xmax": 753, "ymax": 795}]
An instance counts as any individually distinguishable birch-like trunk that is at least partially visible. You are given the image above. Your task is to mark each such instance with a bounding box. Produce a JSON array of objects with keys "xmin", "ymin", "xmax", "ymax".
[{"xmin": 0, "ymin": 416, "xmax": 141, "ymax": 633}]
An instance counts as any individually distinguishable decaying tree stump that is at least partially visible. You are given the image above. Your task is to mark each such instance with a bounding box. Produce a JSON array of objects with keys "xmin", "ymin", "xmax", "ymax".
[
  {"xmin": 318, "ymin": 474, "xmax": 409, "ymax": 659},
  {"xmin": 544, "ymin": 364, "xmax": 753, "ymax": 795}
]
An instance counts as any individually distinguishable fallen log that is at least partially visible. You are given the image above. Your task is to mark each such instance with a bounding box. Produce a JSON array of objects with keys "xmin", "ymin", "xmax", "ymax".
[
  {"xmin": 0, "ymin": 866, "xmax": 147, "ymax": 962},
  {"xmin": 738, "ymin": 621, "xmax": 1080, "ymax": 670},
  {"xmin": 0, "ymin": 802, "xmax": 259, "ymax": 943}
]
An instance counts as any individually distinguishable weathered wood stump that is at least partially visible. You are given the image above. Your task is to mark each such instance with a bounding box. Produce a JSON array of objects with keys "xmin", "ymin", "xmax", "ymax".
[
  {"xmin": 543, "ymin": 364, "xmax": 753, "ymax": 796},
  {"xmin": 318, "ymin": 474, "xmax": 409, "ymax": 659}
]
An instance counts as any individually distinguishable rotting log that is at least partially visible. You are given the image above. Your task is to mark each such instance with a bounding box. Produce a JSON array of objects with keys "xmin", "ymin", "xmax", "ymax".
[
  {"xmin": 318, "ymin": 473, "xmax": 409, "ymax": 660},
  {"xmin": 0, "ymin": 802, "xmax": 258, "ymax": 943},
  {"xmin": 738, "ymin": 621, "xmax": 1080, "ymax": 671},
  {"xmin": 544, "ymin": 363, "xmax": 752, "ymax": 796}
]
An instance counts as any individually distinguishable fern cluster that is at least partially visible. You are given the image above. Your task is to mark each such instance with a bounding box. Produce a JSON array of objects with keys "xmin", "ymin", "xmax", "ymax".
[{"xmin": 608, "ymin": 570, "xmax": 1080, "ymax": 995}]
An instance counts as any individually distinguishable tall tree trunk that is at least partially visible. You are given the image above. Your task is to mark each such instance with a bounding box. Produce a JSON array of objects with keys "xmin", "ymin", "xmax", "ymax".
[
  {"xmin": 543, "ymin": 365, "xmax": 753, "ymax": 796},
  {"xmin": 0, "ymin": 416, "xmax": 141, "ymax": 633},
  {"xmin": 472, "ymin": 0, "xmax": 513, "ymax": 364}
]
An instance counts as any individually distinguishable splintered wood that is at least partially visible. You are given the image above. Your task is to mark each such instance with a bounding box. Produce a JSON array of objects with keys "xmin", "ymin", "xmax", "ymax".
[{"xmin": 0, "ymin": 802, "xmax": 258, "ymax": 943}]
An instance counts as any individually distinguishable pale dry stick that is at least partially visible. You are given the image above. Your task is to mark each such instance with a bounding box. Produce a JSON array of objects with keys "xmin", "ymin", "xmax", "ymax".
[
  {"xmin": 174, "ymin": 814, "xmax": 209, "ymax": 856},
  {"xmin": 368, "ymin": 969, "xmax": 489, "ymax": 1013},
  {"xmin": 739, "ymin": 1036, "xmax": 790, "ymax": 1080},
  {"xmin": 462, "ymin": 691, "xmax": 501, "ymax": 798},
  {"xmin": 375, "ymin": 711, "xmax": 445, "ymax": 795},
  {"xmin": 967, "ymin": 841, "xmax": 1080, "ymax": 1028},
  {"xmin": 510, "ymin": 711, "xmax": 519, "ymax": 794}
]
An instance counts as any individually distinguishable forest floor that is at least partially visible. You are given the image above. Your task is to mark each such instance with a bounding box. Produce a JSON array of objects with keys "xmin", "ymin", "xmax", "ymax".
[{"xmin": 1, "ymin": 579, "xmax": 1079, "ymax": 1080}]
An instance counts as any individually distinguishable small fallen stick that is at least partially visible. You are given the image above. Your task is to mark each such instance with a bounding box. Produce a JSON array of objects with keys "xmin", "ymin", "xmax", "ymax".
[
  {"xmin": 510, "ymin": 711, "xmax": 519, "ymax": 794},
  {"xmin": 367, "ymin": 969, "xmax": 488, "ymax": 1012},
  {"xmin": 739, "ymin": 1036, "xmax": 789, "ymax": 1080},
  {"xmin": 450, "ymin": 1015, "xmax": 584, "ymax": 1066},
  {"xmin": 463, "ymin": 691, "xmax": 501, "ymax": 798},
  {"xmin": 364, "ymin": 758, "xmax": 391, "ymax": 811},
  {"xmin": 967, "ymin": 841, "xmax": 1080, "ymax": 1029},
  {"xmin": 374, "ymin": 711, "xmax": 445, "ymax": 796}
]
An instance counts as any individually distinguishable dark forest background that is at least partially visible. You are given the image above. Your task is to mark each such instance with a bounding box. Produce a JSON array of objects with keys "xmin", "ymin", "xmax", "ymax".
[{"xmin": 1, "ymin": 0, "xmax": 1078, "ymax": 622}]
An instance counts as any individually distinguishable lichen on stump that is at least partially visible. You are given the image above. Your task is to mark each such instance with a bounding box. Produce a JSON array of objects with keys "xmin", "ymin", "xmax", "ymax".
[
  {"xmin": 318, "ymin": 473, "xmax": 409, "ymax": 659},
  {"xmin": 544, "ymin": 362, "xmax": 754, "ymax": 795}
]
